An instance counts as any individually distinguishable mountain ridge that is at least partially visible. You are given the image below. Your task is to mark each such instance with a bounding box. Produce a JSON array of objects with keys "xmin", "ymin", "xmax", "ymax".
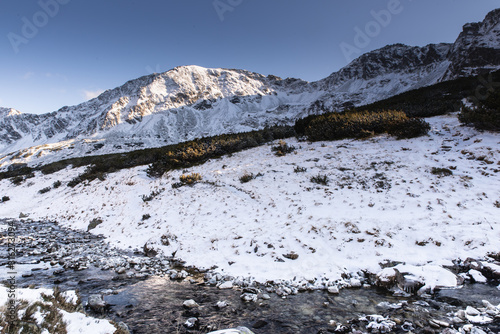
[{"xmin": 1, "ymin": 8, "xmax": 500, "ymax": 169}]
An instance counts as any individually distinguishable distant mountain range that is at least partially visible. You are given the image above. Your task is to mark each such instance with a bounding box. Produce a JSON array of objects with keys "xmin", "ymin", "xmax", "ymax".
[{"xmin": 1, "ymin": 8, "xmax": 499, "ymax": 169}]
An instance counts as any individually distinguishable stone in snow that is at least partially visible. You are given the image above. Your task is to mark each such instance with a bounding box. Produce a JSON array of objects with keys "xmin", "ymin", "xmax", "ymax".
[
  {"xmin": 327, "ymin": 286, "xmax": 340, "ymax": 294},
  {"xmin": 468, "ymin": 269, "xmax": 487, "ymax": 283}
]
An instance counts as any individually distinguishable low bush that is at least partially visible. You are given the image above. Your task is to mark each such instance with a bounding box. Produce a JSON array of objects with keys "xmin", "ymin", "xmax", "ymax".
[
  {"xmin": 142, "ymin": 214, "xmax": 151, "ymax": 221},
  {"xmin": 239, "ymin": 172, "xmax": 263, "ymax": 183},
  {"xmin": 179, "ymin": 173, "xmax": 202, "ymax": 185},
  {"xmin": 1, "ymin": 196, "xmax": 10, "ymax": 202},
  {"xmin": 271, "ymin": 140, "xmax": 296, "ymax": 156},
  {"xmin": 311, "ymin": 174, "xmax": 329, "ymax": 185},
  {"xmin": 294, "ymin": 166, "xmax": 307, "ymax": 173},
  {"xmin": 52, "ymin": 180, "xmax": 62, "ymax": 188},
  {"xmin": 302, "ymin": 110, "xmax": 430, "ymax": 142},
  {"xmin": 38, "ymin": 187, "xmax": 51, "ymax": 194},
  {"xmin": 141, "ymin": 189, "xmax": 163, "ymax": 202},
  {"xmin": 87, "ymin": 218, "xmax": 103, "ymax": 231},
  {"xmin": 431, "ymin": 167, "xmax": 453, "ymax": 177},
  {"xmin": 459, "ymin": 90, "xmax": 500, "ymax": 131}
]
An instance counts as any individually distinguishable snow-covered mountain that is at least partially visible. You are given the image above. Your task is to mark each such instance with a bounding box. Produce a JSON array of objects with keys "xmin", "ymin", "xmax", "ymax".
[{"xmin": 1, "ymin": 8, "xmax": 500, "ymax": 169}]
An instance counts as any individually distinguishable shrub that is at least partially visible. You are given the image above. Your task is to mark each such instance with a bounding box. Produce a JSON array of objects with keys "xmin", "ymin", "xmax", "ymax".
[
  {"xmin": 387, "ymin": 118, "xmax": 431, "ymax": 139},
  {"xmin": 87, "ymin": 218, "xmax": 103, "ymax": 231},
  {"xmin": 240, "ymin": 173, "xmax": 255, "ymax": 183},
  {"xmin": 142, "ymin": 214, "xmax": 151, "ymax": 221},
  {"xmin": 1, "ymin": 196, "xmax": 10, "ymax": 202},
  {"xmin": 53, "ymin": 180, "xmax": 62, "ymax": 188},
  {"xmin": 141, "ymin": 189, "xmax": 163, "ymax": 202},
  {"xmin": 311, "ymin": 174, "xmax": 329, "ymax": 185},
  {"xmin": 239, "ymin": 172, "xmax": 263, "ymax": 183},
  {"xmin": 38, "ymin": 187, "xmax": 51, "ymax": 194},
  {"xmin": 459, "ymin": 104, "xmax": 500, "ymax": 132},
  {"xmin": 294, "ymin": 166, "xmax": 307, "ymax": 173},
  {"xmin": 431, "ymin": 167, "xmax": 453, "ymax": 176},
  {"xmin": 271, "ymin": 140, "xmax": 296, "ymax": 156},
  {"xmin": 179, "ymin": 173, "xmax": 202, "ymax": 185},
  {"xmin": 11, "ymin": 176, "xmax": 24, "ymax": 186},
  {"xmin": 299, "ymin": 110, "xmax": 430, "ymax": 142}
]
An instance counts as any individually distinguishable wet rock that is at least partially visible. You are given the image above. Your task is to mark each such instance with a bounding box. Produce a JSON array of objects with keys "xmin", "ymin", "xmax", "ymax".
[
  {"xmin": 183, "ymin": 299, "xmax": 199, "ymax": 309},
  {"xmin": 466, "ymin": 306, "xmax": 480, "ymax": 316},
  {"xmin": 216, "ymin": 301, "xmax": 228, "ymax": 309},
  {"xmin": 252, "ymin": 320, "xmax": 268, "ymax": 329},
  {"xmin": 184, "ymin": 317, "xmax": 198, "ymax": 328},
  {"xmin": 116, "ymin": 322, "xmax": 130, "ymax": 333},
  {"xmin": 240, "ymin": 293, "xmax": 258, "ymax": 302},
  {"xmin": 87, "ymin": 294, "xmax": 107, "ymax": 313},
  {"xmin": 327, "ymin": 286, "xmax": 340, "ymax": 294},
  {"xmin": 207, "ymin": 327, "xmax": 255, "ymax": 334}
]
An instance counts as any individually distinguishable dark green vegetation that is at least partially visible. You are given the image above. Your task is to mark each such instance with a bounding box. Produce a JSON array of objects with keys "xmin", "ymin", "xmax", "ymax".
[
  {"xmin": 2, "ymin": 70, "xmax": 498, "ymax": 184},
  {"xmin": 361, "ymin": 70, "xmax": 500, "ymax": 118},
  {"xmin": 459, "ymin": 89, "xmax": 500, "ymax": 131},
  {"xmin": 239, "ymin": 172, "xmax": 263, "ymax": 183},
  {"xmin": 431, "ymin": 167, "xmax": 453, "ymax": 177},
  {"xmin": 298, "ymin": 110, "xmax": 430, "ymax": 142},
  {"xmin": 0, "ymin": 126, "xmax": 294, "ymax": 185},
  {"xmin": 271, "ymin": 140, "xmax": 296, "ymax": 156},
  {"xmin": 311, "ymin": 174, "xmax": 329, "ymax": 186}
]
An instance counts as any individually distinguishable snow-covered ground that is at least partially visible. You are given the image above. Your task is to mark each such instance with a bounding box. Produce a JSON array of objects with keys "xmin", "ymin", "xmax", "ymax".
[{"xmin": 1, "ymin": 114, "xmax": 499, "ymax": 285}]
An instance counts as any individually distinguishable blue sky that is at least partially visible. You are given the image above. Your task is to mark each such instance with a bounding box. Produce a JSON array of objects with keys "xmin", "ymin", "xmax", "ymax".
[{"xmin": 0, "ymin": 0, "xmax": 499, "ymax": 115}]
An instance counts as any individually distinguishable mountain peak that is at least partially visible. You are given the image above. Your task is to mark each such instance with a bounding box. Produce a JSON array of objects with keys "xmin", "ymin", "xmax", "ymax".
[{"xmin": 0, "ymin": 108, "xmax": 22, "ymax": 118}]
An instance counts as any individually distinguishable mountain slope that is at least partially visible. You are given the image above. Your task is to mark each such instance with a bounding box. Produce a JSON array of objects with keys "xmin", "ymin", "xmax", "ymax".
[{"xmin": 1, "ymin": 9, "xmax": 500, "ymax": 169}]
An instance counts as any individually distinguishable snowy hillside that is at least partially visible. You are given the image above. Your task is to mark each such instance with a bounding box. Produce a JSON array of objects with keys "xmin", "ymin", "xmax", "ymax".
[
  {"xmin": 1, "ymin": 114, "xmax": 498, "ymax": 284},
  {"xmin": 1, "ymin": 9, "xmax": 500, "ymax": 170}
]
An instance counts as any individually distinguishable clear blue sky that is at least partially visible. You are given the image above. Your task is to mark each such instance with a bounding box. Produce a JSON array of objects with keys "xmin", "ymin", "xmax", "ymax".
[{"xmin": 0, "ymin": 0, "xmax": 499, "ymax": 114}]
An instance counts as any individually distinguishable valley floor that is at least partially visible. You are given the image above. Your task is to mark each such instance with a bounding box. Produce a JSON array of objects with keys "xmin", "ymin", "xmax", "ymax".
[{"xmin": 1, "ymin": 113, "xmax": 499, "ymax": 287}]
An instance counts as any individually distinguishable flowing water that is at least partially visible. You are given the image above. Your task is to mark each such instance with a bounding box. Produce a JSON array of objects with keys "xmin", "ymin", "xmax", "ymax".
[{"xmin": 2, "ymin": 219, "xmax": 499, "ymax": 333}]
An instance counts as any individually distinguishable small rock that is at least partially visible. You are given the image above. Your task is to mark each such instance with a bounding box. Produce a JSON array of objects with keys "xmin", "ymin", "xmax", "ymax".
[
  {"xmin": 240, "ymin": 293, "xmax": 258, "ymax": 302},
  {"xmin": 216, "ymin": 301, "xmax": 228, "ymax": 309},
  {"xmin": 183, "ymin": 299, "xmax": 199, "ymax": 309},
  {"xmin": 261, "ymin": 294, "xmax": 271, "ymax": 300},
  {"xmin": 432, "ymin": 319, "xmax": 449, "ymax": 327},
  {"xmin": 116, "ymin": 267, "xmax": 126, "ymax": 274},
  {"xmin": 116, "ymin": 322, "xmax": 130, "ymax": 334},
  {"xmin": 218, "ymin": 281, "xmax": 233, "ymax": 290},
  {"xmin": 327, "ymin": 286, "xmax": 339, "ymax": 294},
  {"xmin": 184, "ymin": 317, "xmax": 198, "ymax": 328},
  {"xmin": 87, "ymin": 294, "xmax": 107, "ymax": 313},
  {"xmin": 468, "ymin": 269, "xmax": 487, "ymax": 283},
  {"xmin": 350, "ymin": 278, "xmax": 362, "ymax": 288},
  {"xmin": 466, "ymin": 306, "xmax": 480, "ymax": 316}
]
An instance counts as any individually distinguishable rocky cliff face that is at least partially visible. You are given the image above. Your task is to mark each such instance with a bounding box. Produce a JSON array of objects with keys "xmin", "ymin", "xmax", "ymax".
[
  {"xmin": 1, "ymin": 9, "xmax": 500, "ymax": 169},
  {"xmin": 443, "ymin": 8, "xmax": 500, "ymax": 80}
]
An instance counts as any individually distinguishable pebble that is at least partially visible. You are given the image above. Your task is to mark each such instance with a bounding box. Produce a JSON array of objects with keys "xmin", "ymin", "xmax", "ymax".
[
  {"xmin": 327, "ymin": 286, "xmax": 340, "ymax": 294},
  {"xmin": 216, "ymin": 301, "xmax": 228, "ymax": 309},
  {"xmin": 183, "ymin": 299, "xmax": 199, "ymax": 308},
  {"xmin": 466, "ymin": 306, "xmax": 480, "ymax": 316},
  {"xmin": 218, "ymin": 281, "xmax": 233, "ymax": 290},
  {"xmin": 240, "ymin": 293, "xmax": 258, "ymax": 302},
  {"xmin": 184, "ymin": 317, "xmax": 198, "ymax": 328}
]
